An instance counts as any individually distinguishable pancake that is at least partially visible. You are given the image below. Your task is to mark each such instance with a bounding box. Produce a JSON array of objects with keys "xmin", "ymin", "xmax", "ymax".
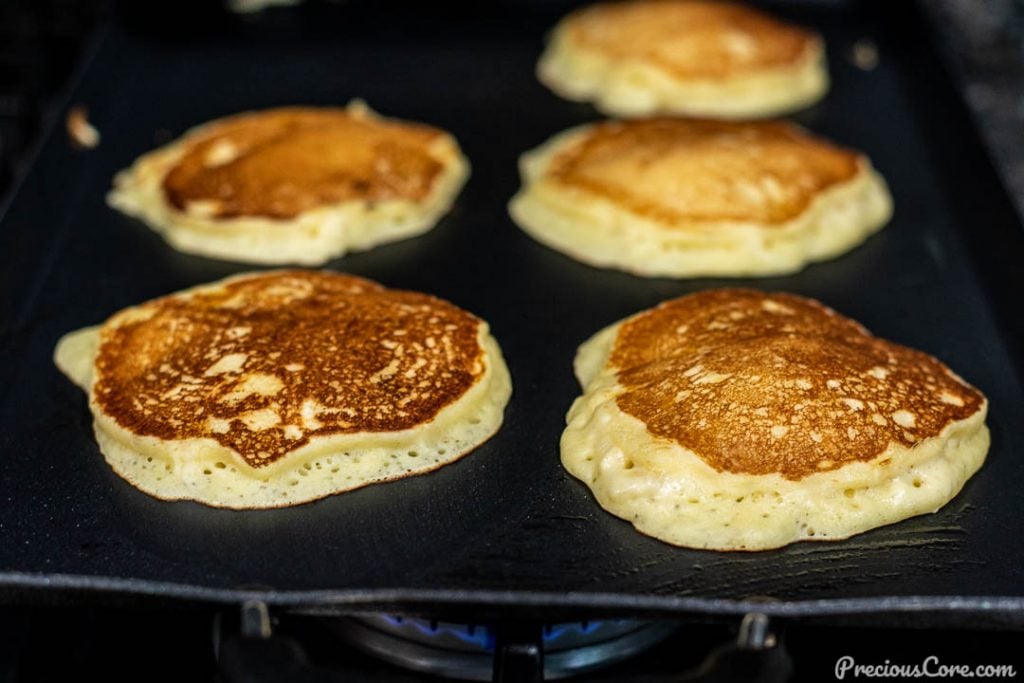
[
  {"xmin": 509, "ymin": 118, "xmax": 892, "ymax": 278},
  {"xmin": 108, "ymin": 101, "xmax": 469, "ymax": 265},
  {"xmin": 537, "ymin": 0, "xmax": 828, "ymax": 118},
  {"xmin": 54, "ymin": 270, "xmax": 511, "ymax": 509},
  {"xmin": 563, "ymin": 289, "xmax": 989, "ymax": 551}
]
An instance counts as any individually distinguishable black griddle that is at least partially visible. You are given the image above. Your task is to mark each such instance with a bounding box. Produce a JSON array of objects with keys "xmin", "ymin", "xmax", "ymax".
[{"xmin": 1, "ymin": 1, "xmax": 1023, "ymax": 626}]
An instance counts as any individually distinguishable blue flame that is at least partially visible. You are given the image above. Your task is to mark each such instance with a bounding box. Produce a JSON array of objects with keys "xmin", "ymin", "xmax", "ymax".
[{"xmin": 381, "ymin": 616, "xmax": 628, "ymax": 652}]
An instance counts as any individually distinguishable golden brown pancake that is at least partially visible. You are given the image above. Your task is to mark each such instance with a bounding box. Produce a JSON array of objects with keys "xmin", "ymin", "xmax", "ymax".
[
  {"xmin": 563, "ymin": 289, "xmax": 989, "ymax": 550},
  {"xmin": 54, "ymin": 270, "xmax": 512, "ymax": 508},
  {"xmin": 162, "ymin": 108, "xmax": 444, "ymax": 220},
  {"xmin": 509, "ymin": 118, "xmax": 892, "ymax": 277},
  {"xmin": 108, "ymin": 101, "xmax": 469, "ymax": 265},
  {"xmin": 547, "ymin": 118, "xmax": 859, "ymax": 225},
  {"xmin": 537, "ymin": 0, "xmax": 828, "ymax": 118},
  {"xmin": 568, "ymin": 1, "xmax": 814, "ymax": 79}
]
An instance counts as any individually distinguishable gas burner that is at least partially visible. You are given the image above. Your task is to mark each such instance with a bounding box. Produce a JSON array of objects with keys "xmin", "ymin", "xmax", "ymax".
[{"xmin": 331, "ymin": 615, "xmax": 677, "ymax": 680}]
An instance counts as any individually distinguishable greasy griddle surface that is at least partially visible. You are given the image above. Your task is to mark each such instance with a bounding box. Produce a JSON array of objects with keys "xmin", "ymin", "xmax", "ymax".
[{"xmin": 1, "ymin": 1, "xmax": 1022, "ymax": 616}]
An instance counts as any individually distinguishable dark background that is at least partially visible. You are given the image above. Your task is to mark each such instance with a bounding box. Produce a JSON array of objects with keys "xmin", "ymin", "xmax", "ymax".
[{"xmin": 1, "ymin": 605, "xmax": 1023, "ymax": 681}]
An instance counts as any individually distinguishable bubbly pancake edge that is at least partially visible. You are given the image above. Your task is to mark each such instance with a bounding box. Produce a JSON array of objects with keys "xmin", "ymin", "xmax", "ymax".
[
  {"xmin": 53, "ymin": 271, "xmax": 512, "ymax": 509},
  {"xmin": 509, "ymin": 122, "xmax": 892, "ymax": 278},
  {"xmin": 107, "ymin": 102, "xmax": 470, "ymax": 265},
  {"xmin": 561, "ymin": 292, "xmax": 989, "ymax": 551},
  {"xmin": 537, "ymin": 1, "xmax": 828, "ymax": 118}
]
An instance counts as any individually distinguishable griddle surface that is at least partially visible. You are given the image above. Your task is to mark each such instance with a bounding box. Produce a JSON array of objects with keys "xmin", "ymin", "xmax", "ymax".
[{"xmin": 1, "ymin": 2, "xmax": 1022, "ymax": 621}]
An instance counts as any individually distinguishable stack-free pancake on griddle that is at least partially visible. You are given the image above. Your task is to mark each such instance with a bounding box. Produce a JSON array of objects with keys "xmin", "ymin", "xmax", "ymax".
[
  {"xmin": 537, "ymin": 0, "xmax": 829, "ymax": 118},
  {"xmin": 55, "ymin": 270, "xmax": 511, "ymax": 508},
  {"xmin": 563, "ymin": 290, "xmax": 989, "ymax": 550},
  {"xmin": 510, "ymin": 118, "xmax": 892, "ymax": 278},
  {"xmin": 108, "ymin": 101, "xmax": 469, "ymax": 265}
]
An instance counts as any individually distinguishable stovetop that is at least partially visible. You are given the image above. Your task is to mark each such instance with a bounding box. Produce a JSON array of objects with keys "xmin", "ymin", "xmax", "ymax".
[{"xmin": 2, "ymin": 605, "xmax": 1021, "ymax": 682}]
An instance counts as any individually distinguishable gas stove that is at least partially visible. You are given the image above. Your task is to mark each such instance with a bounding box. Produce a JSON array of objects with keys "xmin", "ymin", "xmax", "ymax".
[
  {"xmin": 4, "ymin": 604, "xmax": 1022, "ymax": 682},
  {"xmin": 221, "ymin": 609, "xmax": 791, "ymax": 682},
  {"xmin": 327, "ymin": 614, "xmax": 678, "ymax": 680}
]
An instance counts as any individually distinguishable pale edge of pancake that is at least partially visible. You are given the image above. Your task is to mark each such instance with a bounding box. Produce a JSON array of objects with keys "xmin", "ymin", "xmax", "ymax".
[
  {"xmin": 508, "ymin": 124, "xmax": 893, "ymax": 279},
  {"xmin": 561, "ymin": 322, "xmax": 990, "ymax": 551},
  {"xmin": 53, "ymin": 321, "xmax": 512, "ymax": 510},
  {"xmin": 106, "ymin": 102, "xmax": 470, "ymax": 266},
  {"xmin": 537, "ymin": 19, "xmax": 829, "ymax": 118}
]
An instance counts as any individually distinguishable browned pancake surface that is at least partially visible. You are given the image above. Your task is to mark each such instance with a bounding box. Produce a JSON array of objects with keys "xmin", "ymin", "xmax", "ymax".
[
  {"xmin": 567, "ymin": 0, "xmax": 816, "ymax": 79},
  {"xmin": 546, "ymin": 119, "xmax": 859, "ymax": 225},
  {"xmin": 610, "ymin": 290, "xmax": 985, "ymax": 479},
  {"xmin": 162, "ymin": 108, "xmax": 445, "ymax": 220},
  {"xmin": 93, "ymin": 271, "xmax": 484, "ymax": 467}
]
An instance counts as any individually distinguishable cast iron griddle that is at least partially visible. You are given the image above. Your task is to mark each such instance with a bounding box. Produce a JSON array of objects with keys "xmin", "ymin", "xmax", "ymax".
[{"xmin": 2, "ymin": 1, "xmax": 1023, "ymax": 623}]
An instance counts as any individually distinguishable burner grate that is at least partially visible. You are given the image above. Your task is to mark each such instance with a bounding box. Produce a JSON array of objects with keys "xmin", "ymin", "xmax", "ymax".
[{"xmin": 331, "ymin": 615, "xmax": 676, "ymax": 681}]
